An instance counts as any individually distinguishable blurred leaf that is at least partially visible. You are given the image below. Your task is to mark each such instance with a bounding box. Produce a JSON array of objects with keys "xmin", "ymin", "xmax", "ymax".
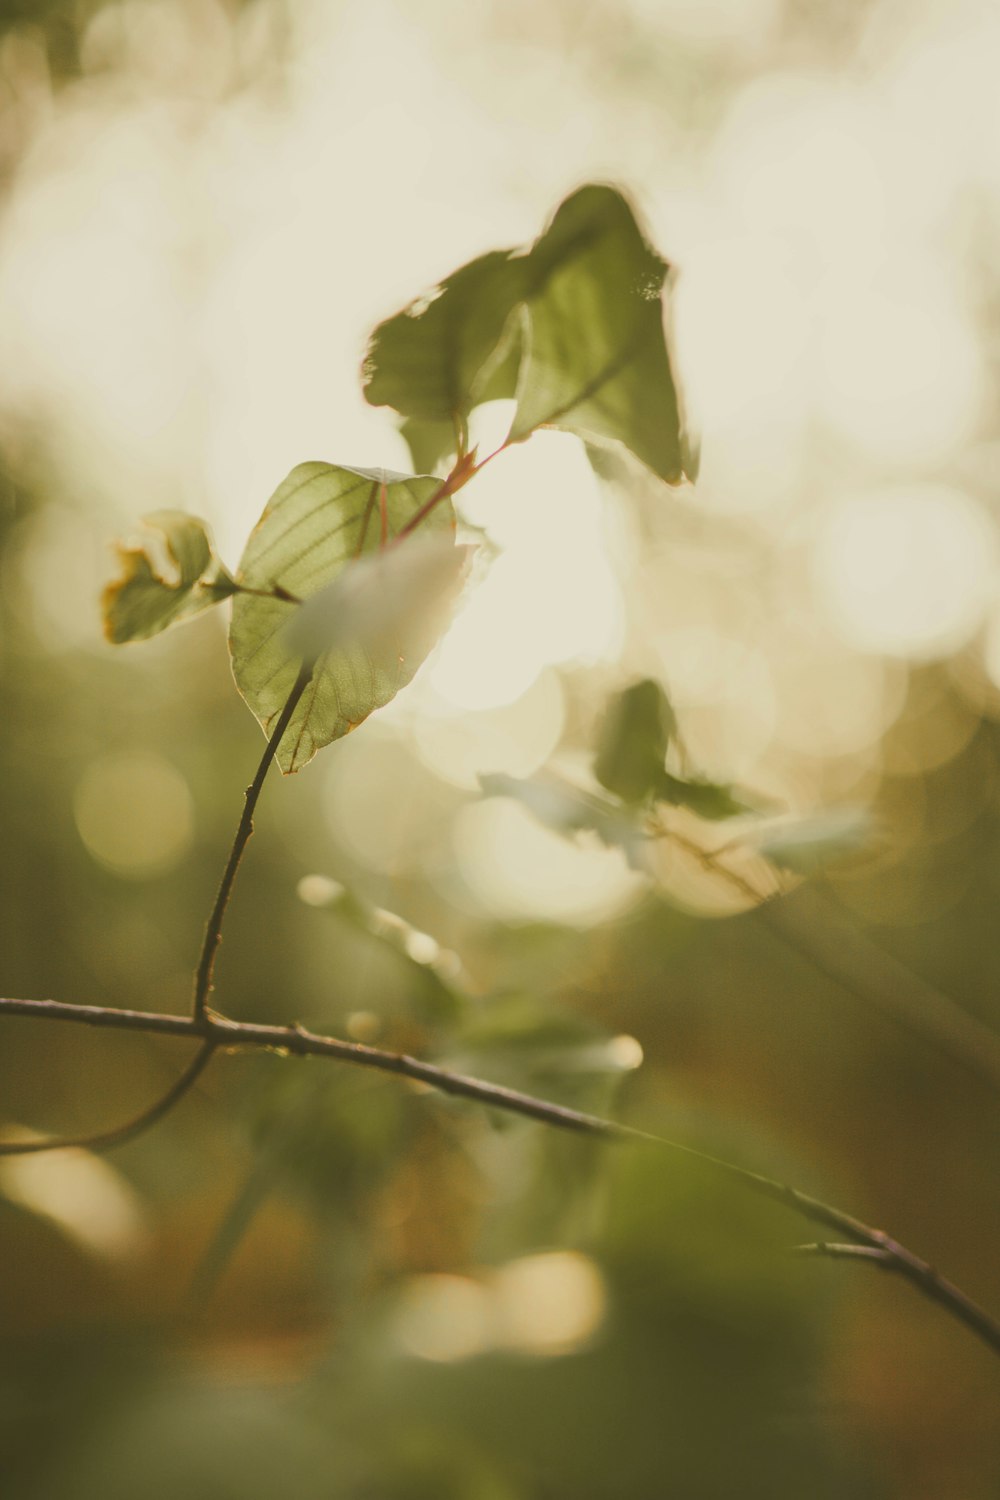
[
  {"xmin": 363, "ymin": 250, "xmax": 527, "ymax": 425},
  {"xmin": 480, "ymin": 770, "xmax": 608, "ymax": 834},
  {"xmin": 303, "ymin": 880, "xmax": 470, "ymax": 1025},
  {"xmin": 441, "ymin": 992, "xmax": 634, "ymax": 1115},
  {"xmin": 479, "ymin": 771, "xmax": 649, "ymax": 870},
  {"xmin": 229, "ymin": 463, "xmax": 455, "ymax": 774},
  {"xmin": 654, "ymin": 772, "xmax": 751, "ymax": 821},
  {"xmin": 594, "ymin": 678, "xmax": 675, "ymax": 805},
  {"xmin": 102, "ymin": 511, "xmax": 235, "ymax": 644},
  {"xmin": 751, "ymin": 808, "xmax": 872, "ymax": 874}
]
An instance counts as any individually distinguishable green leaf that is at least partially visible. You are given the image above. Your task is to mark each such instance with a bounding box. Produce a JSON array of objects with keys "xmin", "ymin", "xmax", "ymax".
[
  {"xmin": 230, "ymin": 463, "xmax": 455, "ymax": 774},
  {"xmin": 509, "ymin": 185, "xmax": 687, "ymax": 482},
  {"xmin": 102, "ymin": 511, "xmax": 235, "ymax": 644},
  {"xmin": 399, "ymin": 416, "xmax": 458, "ymax": 477},
  {"xmin": 437, "ymin": 992, "xmax": 640, "ymax": 1119},
  {"xmin": 594, "ymin": 678, "xmax": 676, "ymax": 805},
  {"xmin": 300, "ymin": 879, "xmax": 468, "ymax": 1024},
  {"xmin": 362, "ymin": 184, "xmax": 691, "ymax": 484},
  {"xmin": 362, "ymin": 249, "xmax": 527, "ymax": 426},
  {"xmin": 654, "ymin": 772, "xmax": 750, "ymax": 822}
]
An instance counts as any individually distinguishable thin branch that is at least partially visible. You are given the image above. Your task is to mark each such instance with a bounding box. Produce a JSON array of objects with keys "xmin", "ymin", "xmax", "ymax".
[
  {"xmin": 396, "ymin": 446, "xmax": 490, "ymax": 539},
  {"xmin": 0, "ymin": 1039, "xmax": 216, "ymax": 1157},
  {"xmin": 191, "ymin": 669, "xmax": 310, "ymax": 1025},
  {"xmin": 796, "ymin": 1242, "xmax": 891, "ymax": 1265},
  {"xmin": 0, "ymin": 992, "xmax": 997, "ymax": 1355}
]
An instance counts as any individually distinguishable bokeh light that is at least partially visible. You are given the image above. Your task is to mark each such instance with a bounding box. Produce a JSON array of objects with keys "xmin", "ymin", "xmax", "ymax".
[
  {"xmin": 73, "ymin": 751, "xmax": 195, "ymax": 879},
  {"xmin": 452, "ymin": 797, "xmax": 645, "ymax": 925},
  {"xmin": 813, "ymin": 484, "xmax": 997, "ymax": 660},
  {"xmin": 0, "ymin": 1142, "xmax": 146, "ymax": 1259}
]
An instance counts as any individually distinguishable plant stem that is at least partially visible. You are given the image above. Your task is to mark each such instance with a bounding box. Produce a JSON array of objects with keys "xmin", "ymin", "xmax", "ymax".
[
  {"xmin": 1, "ymin": 991, "xmax": 997, "ymax": 1356},
  {"xmin": 191, "ymin": 669, "xmax": 310, "ymax": 1025}
]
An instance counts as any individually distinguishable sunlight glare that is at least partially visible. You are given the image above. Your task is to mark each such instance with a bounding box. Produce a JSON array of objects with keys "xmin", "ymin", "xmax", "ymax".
[
  {"xmin": 817, "ymin": 262, "xmax": 982, "ymax": 465},
  {"xmin": 430, "ymin": 430, "xmax": 623, "ymax": 709},
  {"xmin": 713, "ymin": 76, "xmax": 888, "ymax": 264}
]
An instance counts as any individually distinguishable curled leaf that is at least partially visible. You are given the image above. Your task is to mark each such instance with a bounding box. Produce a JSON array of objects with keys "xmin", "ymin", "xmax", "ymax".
[{"xmin": 102, "ymin": 511, "xmax": 235, "ymax": 644}]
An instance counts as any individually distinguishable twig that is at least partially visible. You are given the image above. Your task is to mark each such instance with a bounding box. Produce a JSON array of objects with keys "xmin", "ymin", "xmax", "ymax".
[
  {"xmin": 0, "ymin": 1039, "xmax": 216, "ymax": 1157},
  {"xmin": 191, "ymin": 668, "xmax": 310, "ymax": 1024},
  {"xmin": 797, "ymin": 1241, "xmax": 1000, "ymax": 1352},
  {"xmin": 0, "ymin": 992, "xmax": 997, "ymax": 1355},
  {"xmin": 796, "ymin": 1242, "xmax": 892, "ymax": 1265}
]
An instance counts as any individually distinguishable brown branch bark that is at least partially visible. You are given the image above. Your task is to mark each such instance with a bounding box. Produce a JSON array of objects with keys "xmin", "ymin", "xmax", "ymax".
[
  {"xmin": 192, "ymin": 667, "xmax": 310, "ymax": 1024},
  {"xmin": 1, "ymin": 991, "xmax": 998, "ymax": 1356}
]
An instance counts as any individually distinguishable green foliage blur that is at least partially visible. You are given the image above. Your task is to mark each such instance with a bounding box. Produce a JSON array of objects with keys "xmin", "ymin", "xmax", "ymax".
[{"xmin": 0, "ymin": 3, "xmax": 998, "ymax": 1498}]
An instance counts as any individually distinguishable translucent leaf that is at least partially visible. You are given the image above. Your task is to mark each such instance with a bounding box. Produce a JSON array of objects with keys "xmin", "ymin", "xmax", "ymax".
[
  {"xmin": 102, "ymin": 511, "xmax": 235, "ymax": 644},
  {"xmin": 362, "ymin": 184, "xmax": 692, "ymax": 484},
  {"xmin": 362, "ymin": 249, "xmax": 527, "ymax": 425},
  {"xmin": 509, "ymin": 184, "xmax": 688, "ymax": 482},
  {"xmin": 594, "ymin": 678, "xmax": 676, "ymax": 805},
  {"xmin": 752, "ymin": 808, "xmax": 872, "ymax": 873},
  {"xmin": 229, "ymin": 463, "xmax": 455, "ymax": 774}
]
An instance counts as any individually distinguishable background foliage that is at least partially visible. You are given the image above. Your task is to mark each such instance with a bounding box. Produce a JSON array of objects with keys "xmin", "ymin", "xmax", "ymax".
[{"xmin": 1, "ymin": 2, "xmax": 999, "ymax": 1497}]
